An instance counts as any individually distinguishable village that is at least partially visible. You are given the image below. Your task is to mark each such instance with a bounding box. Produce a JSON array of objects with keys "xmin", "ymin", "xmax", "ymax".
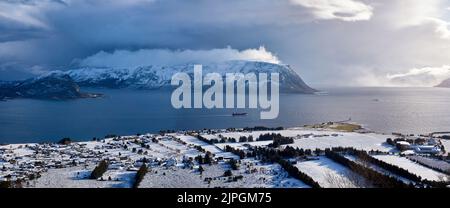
[{"xmin": 0, "ymin": 122, "xmax": 449, "ymax": 188}]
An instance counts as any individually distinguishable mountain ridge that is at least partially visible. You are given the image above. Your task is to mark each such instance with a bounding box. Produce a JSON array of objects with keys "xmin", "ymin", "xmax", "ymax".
[
  {"xmin": 58, "ymin": 61, "xmax": 316, "ymax": 93},
  {"xmin": 1, "ymin": 61, "xmax": 316, "ymax": 100}
]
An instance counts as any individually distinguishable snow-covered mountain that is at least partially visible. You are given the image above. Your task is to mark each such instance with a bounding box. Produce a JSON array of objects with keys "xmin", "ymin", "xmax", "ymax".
[
  {"xmin": 0, "ymin": 73, "xmax": 100, "ymax": 100},
  {"xmin": 435, "ymin": 78, "xmax": 450, "ymax": 88},
  {"xmin": 50, "ymin": 60, "xmax": 316, "ymax": 93},
  {"xmin": 1, "ymin": 61, "xmax": 316, "ymax": 100}
]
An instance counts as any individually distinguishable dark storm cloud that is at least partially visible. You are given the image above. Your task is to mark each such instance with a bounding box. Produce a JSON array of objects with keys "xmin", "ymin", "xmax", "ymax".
[
  {"xmin": 0, "ymin": 0, "xmax": 315, "ymax": 79},
  {"xmin": 1, "ymin": 0, "xmax": 450, "ymax": 86}
]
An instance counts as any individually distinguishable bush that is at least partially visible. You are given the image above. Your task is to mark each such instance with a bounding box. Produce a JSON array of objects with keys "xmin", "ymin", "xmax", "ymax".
[{"xmin": 224, "ymin": 170, "xmax": 233, "ymax": 177}]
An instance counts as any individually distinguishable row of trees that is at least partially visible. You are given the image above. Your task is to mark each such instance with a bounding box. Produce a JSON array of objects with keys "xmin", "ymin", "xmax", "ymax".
[
  {"xmin": 353, "ymin": 149, "xmax": 422, "ymax": 182},
  {"xmin": 351, "ymin": 149, "xmax": 449, "ymax": 187},
  {"xmin": 277, "ymin": 158, "xmax": 321, "ymax": 188},
  {"xmin": 197, "ymin": 134, "xmax": 244, "ymax": 144},
  {"xmin": 195, "ymin": 152, "xmax": 213, "ymax": 165},
  {"xmin": 90, "ymin": 160, "xmax": 109, "ymax": 179},
  {"xmin": 257, "ymin": 133, "xmax": 287, "ymax": 141},
  {"xmin": 224, "ymin": 145, "xmax": 248, "ymax": 159},
  {"xmin": 238, "ymin": 136, "xmax": 254, "ymax": 143},
  {"xmin": 132, "ymin": 164, "xmax": 148, "ymax": 188},
  {"xmin": 251, "ymin": 147, "xmax": 321, "ymax": 188},
  {"xmin": 324, "ymin": 149, "xmax": 413, "ymax": 188},
  {"xmin": 269, "ymin": 137, "xmax": 294, "ymax": 148},
  {"xmin": 255, "ymin": 145, "xmax": 317, "ymax": 159},
  {"xmin": 407, "ymin": 156, "xmax": 450, "ymax": 175},
  {"xmin": 196, "ymin": 130, "xmax": 288, "ymax": 145},
  {"xmin": 243, "ymin": 126, "xmax": 284, "ymax": 131}
]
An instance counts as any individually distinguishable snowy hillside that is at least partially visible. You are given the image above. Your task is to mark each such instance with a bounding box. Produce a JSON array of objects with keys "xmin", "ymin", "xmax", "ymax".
[{"xmin": 2, "ymin": 125, "xmax": 449, "ymax": 188}]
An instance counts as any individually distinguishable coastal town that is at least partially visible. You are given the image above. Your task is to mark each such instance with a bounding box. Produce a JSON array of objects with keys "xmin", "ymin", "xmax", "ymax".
[{"xmin": 1, "ymin": 122, "xmax": 449, "ymax": 188}]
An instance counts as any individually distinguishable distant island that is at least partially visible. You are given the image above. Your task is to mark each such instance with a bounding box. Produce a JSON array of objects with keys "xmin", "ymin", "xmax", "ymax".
[
  {"xmin": 0, "ymin": 74, "xmax": 101, "ymax": 100},
  {"xmin": 436, "ymin": 78, "xmax": 450, "ymax": 88},
  {"xmin": 0, "ymin": 61, "xmax": 316, "ymax": 101}
]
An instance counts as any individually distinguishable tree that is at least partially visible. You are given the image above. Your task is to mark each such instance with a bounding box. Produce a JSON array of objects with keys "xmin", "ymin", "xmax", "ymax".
[
  {"xmin": 133, "ymin": 163, "xmax": 148, "ymax": 188},
  {"xmin": 239, "ymin": 136, "xmax": 248, "ymax": 143},
  {"xmin": 224, "ymin": 170, "xmax": 233, "ymax": 177},
  {"xmin": 228, "ymin": 159, "xmax": 239, "ymax": 170},
  {"xmin": 90, "ymin": 160, "xmax": 109, "ymax": 179},
  {"xmin": 204, "ymin": 152, "xmax": 212, "ymax": 165},
  {"xmin": 198, "ymin": 165, "xmax": 204, "ymax": 175}
]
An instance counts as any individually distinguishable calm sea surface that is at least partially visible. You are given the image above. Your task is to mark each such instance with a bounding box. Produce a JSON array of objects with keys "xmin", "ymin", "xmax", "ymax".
[{"xmin": 1, "ymin": 87, "xmax": 450, "ymax": 143}]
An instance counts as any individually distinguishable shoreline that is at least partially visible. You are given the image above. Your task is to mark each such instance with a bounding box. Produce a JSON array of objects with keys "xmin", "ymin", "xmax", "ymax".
[{"xmin": 0, "ymin": 121, "xmax": 377, "ymax": 145}]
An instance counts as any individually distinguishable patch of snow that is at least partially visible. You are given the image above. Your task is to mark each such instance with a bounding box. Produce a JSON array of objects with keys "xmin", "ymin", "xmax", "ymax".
[
  {"xmin": 373, "ymin": 155, "xmax": 447, "ymax": 181},
  {"xmin": 295, "ymin": 156, "xmax": 369, "ymax": 188}
]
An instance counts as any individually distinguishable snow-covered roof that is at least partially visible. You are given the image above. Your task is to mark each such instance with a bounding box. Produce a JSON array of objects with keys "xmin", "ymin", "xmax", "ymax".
[{"xmin": 397, "ymin": 141, "xmax": 411, "ymax": 146}]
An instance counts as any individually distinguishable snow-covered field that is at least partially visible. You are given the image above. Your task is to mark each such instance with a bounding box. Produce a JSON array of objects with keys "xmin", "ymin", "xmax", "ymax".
[
  {"xmin": 26, "ymin": 166, "xmax": 135, "ymax": 188},
  {"xmin": 344, "ymin": 154, "xmax": 414, "ymax": 184},
  {"xmin": 213, "ymin": 128, "xmax": 393, "ymax": 152},
  {"xmin": 140, "ymin": 160, "xmax": 309, "ymax": 188},
  {"xmin": 285, "ymin": 132, "xmax": 392, "ymax": 152},
  {"xmin": 407, "ymin": 155, "xmax": 450, "ymax": 174},
  {"xmin": 174, "ymin": 135, "xmax": 222, "ymax": 154},
  {"xmin": 373, "ymin": 155, "xmax": 448, "ymax": 181},
  {"xmin": 295, "ymin": 157, "xmax": 369, "ymax": 188},
  {"xmin": 172, "ymin": 134, "xmax": 240, "ymax": 159},
  {"xmin": 441, "ymin": 140, "xmax": 450, "ymax": 153}
]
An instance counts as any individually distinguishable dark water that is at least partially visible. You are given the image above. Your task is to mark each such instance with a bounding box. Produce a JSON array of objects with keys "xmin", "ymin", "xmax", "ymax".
[{"xmin": 1, "ymin": 87, "xmax": 450, "ymax": 143}]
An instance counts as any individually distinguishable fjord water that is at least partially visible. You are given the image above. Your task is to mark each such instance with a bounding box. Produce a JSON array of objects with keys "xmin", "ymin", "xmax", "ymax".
[{"xmin": 1, "ymin": 87, "xmax": 450, "ymax": 143}]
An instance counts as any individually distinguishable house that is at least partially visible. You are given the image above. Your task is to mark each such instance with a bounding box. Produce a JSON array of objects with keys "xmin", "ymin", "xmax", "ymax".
[
  {"xmin": 427, "ymin": 138, "xmax": 439, "ymax": 145},
  {"xmin": 401, "ymin": 150, "xmax": 415, "ymax": 155},
  {"xmin": 164, "ymin": 158, "xmax": 178, "ymax": 167},
  {"xmin": 412, "ymin": 145, "xmax": 441, "ymax": 154},
  {"xmin": 396, "ymin": 141, "xmax": 411, "ymax": 150}
]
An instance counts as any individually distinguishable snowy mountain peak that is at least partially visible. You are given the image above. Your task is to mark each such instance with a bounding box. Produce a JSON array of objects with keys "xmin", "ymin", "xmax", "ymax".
[{"xmin": 60, "ymin": 61, "xmax": 316, "ymax": 93}]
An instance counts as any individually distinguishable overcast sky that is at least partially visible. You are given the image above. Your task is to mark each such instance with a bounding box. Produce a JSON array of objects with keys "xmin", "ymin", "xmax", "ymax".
[{"xmin": 1, "ymin": 0, "xmax": 450, "ymax": 87}]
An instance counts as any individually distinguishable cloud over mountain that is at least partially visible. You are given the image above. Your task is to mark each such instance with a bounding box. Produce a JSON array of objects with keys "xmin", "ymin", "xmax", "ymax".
[{"xmin": 78, "ymin": 47, "xmax": 280, "ymax": 68}]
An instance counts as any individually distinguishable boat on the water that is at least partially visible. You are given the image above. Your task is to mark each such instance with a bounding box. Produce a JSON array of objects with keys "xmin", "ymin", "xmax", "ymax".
[{"xmin": 232, "ymin": 112, "xmax": 248, "ymax": 116}]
